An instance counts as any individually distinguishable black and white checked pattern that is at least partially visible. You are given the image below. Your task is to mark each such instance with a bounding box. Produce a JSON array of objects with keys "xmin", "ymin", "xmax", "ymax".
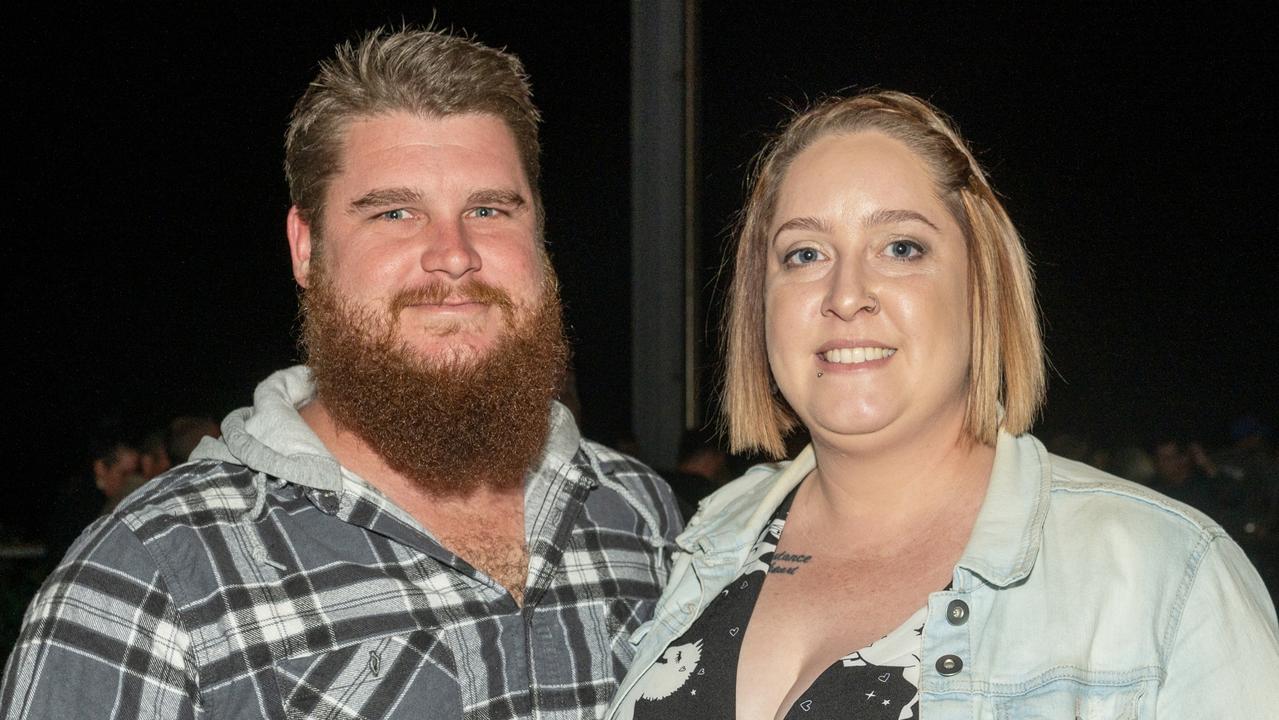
[{"xmin": 3, "ymin": 443, "xmax": 679, "ymax": 719}]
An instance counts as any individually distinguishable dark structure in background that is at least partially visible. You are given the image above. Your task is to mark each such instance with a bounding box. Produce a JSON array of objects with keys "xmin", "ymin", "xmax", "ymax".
[
  {"xmin": 631, "ymin": 0, "xmax": 699, "ymax": 470},
  {"xmin": 5, "ymin": 4, "xmax": 1275, "ymax": 558}
]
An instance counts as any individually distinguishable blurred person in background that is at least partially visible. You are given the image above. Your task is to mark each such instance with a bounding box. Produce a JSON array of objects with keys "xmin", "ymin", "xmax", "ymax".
[
  {"xmin": 137, "ymin": 428, "xmax": 171, "ymax": 481},
  {"xmin": 164, "ymin": 415, "xmax": 221, "ymax": 465},
  {"xmin": 1149, "ymin": 432, "xmax": 1239, "ymax": 534},
  {"xmin": 661, "ymin": 428, "xmax": 732, "ymax": 521}
]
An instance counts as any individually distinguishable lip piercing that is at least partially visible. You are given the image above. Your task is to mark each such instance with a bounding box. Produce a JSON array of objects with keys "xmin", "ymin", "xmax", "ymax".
[{"xmin": 817, "ymin": 371, "xmax": 823, "ymax": 378}]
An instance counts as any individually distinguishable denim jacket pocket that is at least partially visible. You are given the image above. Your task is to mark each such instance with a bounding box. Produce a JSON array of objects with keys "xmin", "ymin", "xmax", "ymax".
[
  {"xmin": 272, "ymin": 630, "xmax": 459, "ymax": 720},
  {"xmin": 993, "ymin": 677, "xmax": 1151, "ymax": 720}
]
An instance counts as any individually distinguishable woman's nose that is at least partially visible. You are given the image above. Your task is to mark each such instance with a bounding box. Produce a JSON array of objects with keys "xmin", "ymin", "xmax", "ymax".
[{"xmin": 821, "ymin": 258, "xmax": 879, "ymax": 320}]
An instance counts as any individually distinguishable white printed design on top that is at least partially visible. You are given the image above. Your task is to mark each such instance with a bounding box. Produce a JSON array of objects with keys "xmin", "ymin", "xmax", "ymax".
[{"xmin": 638, "ymin": 639, "xmax": 704, "ymax": 700}]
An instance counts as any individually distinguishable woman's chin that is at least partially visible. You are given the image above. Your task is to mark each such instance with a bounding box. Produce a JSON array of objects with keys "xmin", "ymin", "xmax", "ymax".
[{"xmin": 804, "ymin": 412, "xmax": 897, "ymax": 444}]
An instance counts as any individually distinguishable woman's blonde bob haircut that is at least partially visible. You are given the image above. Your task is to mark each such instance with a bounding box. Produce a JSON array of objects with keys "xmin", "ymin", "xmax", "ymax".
[{"xmin": 722, "ymin": 91, "xmax": 1045, "ymax": 458}]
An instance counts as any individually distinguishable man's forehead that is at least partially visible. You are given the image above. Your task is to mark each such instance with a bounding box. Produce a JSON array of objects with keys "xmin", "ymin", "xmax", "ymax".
[
  {"xmin": 332, "ymin": 111, "xmax": 530, "ymax": 190},
  {"xmin": 338, "ymin": 110, "xmax": 520, "ymax": 156}
]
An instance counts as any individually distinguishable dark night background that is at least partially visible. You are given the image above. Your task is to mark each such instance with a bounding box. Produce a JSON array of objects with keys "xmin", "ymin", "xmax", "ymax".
[{"xmin": 5, "ymin": 3, "xmax": 1276, "ymax": 540}]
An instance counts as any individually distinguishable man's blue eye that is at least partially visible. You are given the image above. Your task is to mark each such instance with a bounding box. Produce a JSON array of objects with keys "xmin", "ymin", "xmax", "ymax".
[
  {"xmin": 473, "ymin": 207, "xmax": 499, "ymax": 218},
  {"xmin": 381, "ymin": 209, "xmax": 409, "ymax": 221}
]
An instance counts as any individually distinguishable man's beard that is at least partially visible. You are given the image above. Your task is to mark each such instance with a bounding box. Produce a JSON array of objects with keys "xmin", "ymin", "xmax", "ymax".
[{"xmin": 300, "ymin": 263, "xmax": 569, "ymax": 496}]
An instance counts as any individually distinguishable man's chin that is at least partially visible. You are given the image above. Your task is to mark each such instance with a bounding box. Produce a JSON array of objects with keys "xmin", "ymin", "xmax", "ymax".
[
  {"xmin": 400, "ymin": 332, "xmax": 502, "ymax": 367},
  {"xmin": 302, "ymin": 268, "xmax": 568, "ymax": 494}
]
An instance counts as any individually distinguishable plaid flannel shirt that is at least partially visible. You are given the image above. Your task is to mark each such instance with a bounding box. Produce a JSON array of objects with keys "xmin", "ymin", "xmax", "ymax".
[{"xmin": 3, "ymin": 367, "xmax": 681, "ymax": 719}]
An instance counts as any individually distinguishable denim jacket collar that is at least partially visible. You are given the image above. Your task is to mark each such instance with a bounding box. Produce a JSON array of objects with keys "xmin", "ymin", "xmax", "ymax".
[
  {"xmin": 954, "ymin": 431, "xmax": 1051, "ymax": 587},
  {"xmin": 672, "ymin": 432, "xmax": 1051, "ymax": 588},
  {"xmin": 673, "ymin": 445, "xmax": 814, "ymax": 559}
]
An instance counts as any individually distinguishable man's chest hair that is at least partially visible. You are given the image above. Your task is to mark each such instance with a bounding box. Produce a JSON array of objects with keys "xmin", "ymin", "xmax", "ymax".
[{"xmin": 437, "ymin": 525, "xmax": 530, "ymax": 601}]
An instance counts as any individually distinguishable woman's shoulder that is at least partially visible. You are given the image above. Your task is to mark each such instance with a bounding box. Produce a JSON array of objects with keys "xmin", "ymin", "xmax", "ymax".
[
  {"xmin": 1043, "ymin": 450, "xmax": 1225, "ymax": 540},
  {"xmin": 1029, "ymin": 447, "xmax": 1250, "ymax": 595}
]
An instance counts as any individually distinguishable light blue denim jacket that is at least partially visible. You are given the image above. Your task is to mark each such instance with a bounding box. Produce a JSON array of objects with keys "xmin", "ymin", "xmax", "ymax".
[{"xmin": 606, "ymin": 432, "xmax": 1279, "ymax": 719}]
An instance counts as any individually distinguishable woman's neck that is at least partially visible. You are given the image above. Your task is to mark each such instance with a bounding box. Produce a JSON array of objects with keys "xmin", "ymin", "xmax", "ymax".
[{"xmin": 802, "ymin": 413, "xmax": 996, "ymax": 534}]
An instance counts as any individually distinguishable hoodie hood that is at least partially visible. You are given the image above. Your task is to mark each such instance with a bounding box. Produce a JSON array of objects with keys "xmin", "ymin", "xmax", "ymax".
[{"xmin": 190, "ymin": 366, "xmax": 343, "ymax": 493}]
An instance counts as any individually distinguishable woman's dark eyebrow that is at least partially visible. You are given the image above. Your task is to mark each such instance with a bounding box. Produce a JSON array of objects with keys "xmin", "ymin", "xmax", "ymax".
[
  {"xmin": 347, "ymin": 187, "xmax": 423, "ymax": 213},
  {"xmin": 862, "ymin": 208, "xmax": 939, "ymax": 231},
  {"xmin": 771, "ymin": 216, "xmax": 832, "ymax": 244}
]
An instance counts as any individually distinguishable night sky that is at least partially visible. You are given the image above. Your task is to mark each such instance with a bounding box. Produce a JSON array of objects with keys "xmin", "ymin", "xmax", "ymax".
[{"xmin": 6, "ymin": 4, "xmax": 1276, "ymax": 534}]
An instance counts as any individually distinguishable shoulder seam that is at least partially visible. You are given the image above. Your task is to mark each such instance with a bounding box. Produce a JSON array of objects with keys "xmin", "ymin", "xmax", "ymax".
[
  {"xmin": 1049, "ymin": 481, "xmax": 1227, "ymax": 538},
  {"xmin": 1158, "ymin": 530, "xmax": 1218, "ymax": 673},
  {"xmin": 121, "ymin": 517, "xmax": 204, "ymax": 707}
]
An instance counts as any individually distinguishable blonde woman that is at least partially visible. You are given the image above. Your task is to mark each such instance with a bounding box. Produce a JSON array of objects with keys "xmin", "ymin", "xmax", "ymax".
[{"xmin": 606, "ymin": 91, "xmax": 1279, "ymax": 719}]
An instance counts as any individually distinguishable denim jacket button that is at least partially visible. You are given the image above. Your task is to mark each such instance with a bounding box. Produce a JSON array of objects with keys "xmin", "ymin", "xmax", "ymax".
[
  {"xmin": 682, "ymin": 602, "xmax": 696, "ymax": 614},
  {"xmin": 935, "ymin": 654, "xmax": 963, "ymax": 676},
  {"xmin": 946, "ymin": 599, "xmax": 969, "ymax": 625}
]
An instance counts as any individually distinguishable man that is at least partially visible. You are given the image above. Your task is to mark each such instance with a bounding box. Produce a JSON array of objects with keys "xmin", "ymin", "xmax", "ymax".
[
  {"xmin": 90, "ymin": 436, "xmax": 143, "ymax": 515},
  {"xmin": 138, "ymin": 428, "xmax": 172, "ymax": 481},
  {"xmin": 3, "ymin": 28, "xmax": 680, "ymax": 719},
  {"xmin": 165, "ymin": 415, "xmax": 221, "ymax": 465},
  {"xmin": 43, "ymin": 434, "xmax": 142, "ymax": 561}
]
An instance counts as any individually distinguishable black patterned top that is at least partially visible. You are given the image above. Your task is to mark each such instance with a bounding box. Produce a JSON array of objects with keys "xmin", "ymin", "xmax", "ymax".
[{"xmin": 632, "ymin": 489, "xmax": 924, "ymax": 719}]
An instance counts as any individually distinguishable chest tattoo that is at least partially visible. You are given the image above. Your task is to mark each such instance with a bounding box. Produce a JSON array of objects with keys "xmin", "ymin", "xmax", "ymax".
[{"xmin": 769, "ymin": 550, "xmax": 814, "ymax": 575}]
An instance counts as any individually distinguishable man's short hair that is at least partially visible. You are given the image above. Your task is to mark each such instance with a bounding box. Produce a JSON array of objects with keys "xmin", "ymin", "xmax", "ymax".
[
  {"xmin": 721, "ymin": 91, "xmax": 1045, "ymax": 457},
  {"xmin": 284, "ymin": 26, "xmax": 543, "ymax": 237},
  {"xmin": 88, "ymin": 434, "xmax": 134, "ymax": 469}
]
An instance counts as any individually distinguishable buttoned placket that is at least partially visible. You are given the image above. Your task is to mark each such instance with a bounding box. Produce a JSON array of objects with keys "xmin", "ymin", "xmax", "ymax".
[
  {"xmin": 524, "ymin": 456, "xmax": 605, "ymax": 717},
  {"xmin": 919, "ymin": 573, "xmax": 982, "ymax": 719}
]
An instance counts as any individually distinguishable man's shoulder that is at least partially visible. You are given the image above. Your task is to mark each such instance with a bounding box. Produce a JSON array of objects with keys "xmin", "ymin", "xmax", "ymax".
[
  {"xmin": 581, "ymin": 439, "xmax": 660, "ymax": 479},
  {"xmin": 111, "ymin": 459, "xmax": 262, "ymax": 538}
]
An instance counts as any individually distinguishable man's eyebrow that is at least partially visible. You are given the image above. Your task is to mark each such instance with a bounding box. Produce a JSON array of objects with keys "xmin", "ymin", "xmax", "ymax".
[
  {"xmin": 771, "ymin": 216, "xmax": 832, "ymax": 244},
  {"xmin": 468, "ymin": 188, "xmax": 527, "ymax": 208},
  {"xmin": 347, "ymin": 187, "xmax": 423, "ymax": 213},
  {"xmin": 862, "ymin": 208, "xmax": 939, "ymax": 232}
]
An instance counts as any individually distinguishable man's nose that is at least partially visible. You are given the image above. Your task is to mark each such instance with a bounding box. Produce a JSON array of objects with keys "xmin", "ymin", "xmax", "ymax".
[{"xmin": 420, "ymin": 218, "xmax": 481, "ymax": 279}]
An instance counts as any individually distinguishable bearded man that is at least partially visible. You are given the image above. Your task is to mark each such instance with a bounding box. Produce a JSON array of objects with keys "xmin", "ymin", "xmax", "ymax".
[{"xmin": 2, "ymin": 28, "xmax": 680, "ymax": 720}]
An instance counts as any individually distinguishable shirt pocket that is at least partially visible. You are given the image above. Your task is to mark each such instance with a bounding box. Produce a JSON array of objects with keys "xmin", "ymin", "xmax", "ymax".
[
  {"xmin": 994, "ymin": 679, "xmax": 1150, "ymax": 720},
  {"xmin": 272, "ymin": 630, "xmax": 459, "ymax": 720}
]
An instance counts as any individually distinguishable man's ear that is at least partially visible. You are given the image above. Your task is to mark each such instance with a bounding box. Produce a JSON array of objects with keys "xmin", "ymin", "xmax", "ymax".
[{"xmin": 287, "ymin": 206, "xmax": 314, "ymax": 288}]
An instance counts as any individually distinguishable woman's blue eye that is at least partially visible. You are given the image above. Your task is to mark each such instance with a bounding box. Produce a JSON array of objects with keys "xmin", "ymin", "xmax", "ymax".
[
  {"xmin": 887, "ymin": 240, "xmax": 924, "ymax": 259},
  {"xmin": 785, "ymin": 247, "xmax": 822, "ymax": 265}
]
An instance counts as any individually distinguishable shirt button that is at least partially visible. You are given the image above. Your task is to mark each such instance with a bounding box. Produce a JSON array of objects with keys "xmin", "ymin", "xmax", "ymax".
[
  {"xmin": 946, "ymin": 599, "xmax": 969, "ymax": 625},
  {"xmin": 314, "ymin": 491, "xmax": 339, "ymax": 513},
  {"xmin": 935, "ymin": 654, "xmax": 963, "ymax": 676}
]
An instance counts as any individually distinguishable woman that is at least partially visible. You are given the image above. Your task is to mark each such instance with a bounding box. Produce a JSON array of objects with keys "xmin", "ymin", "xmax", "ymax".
[{"xmin": 606, "ymin": 91, "xmax": 1278, "ymax": 719}]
